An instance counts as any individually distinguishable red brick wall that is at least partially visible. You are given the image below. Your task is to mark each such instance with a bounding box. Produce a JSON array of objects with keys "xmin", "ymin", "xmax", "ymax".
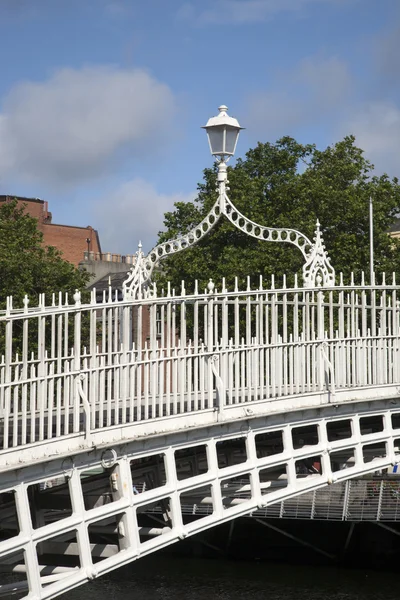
[
  {"xmin": 43, "ymin": 224, "xmax": 101, "ymax": 266},
  {"xmin": 0, "ymin": 196, "xmax": 101, "ymax": 266},
  {"xmin": 0, "ymin": 195, "xmax": 51, "ymax": 225}
]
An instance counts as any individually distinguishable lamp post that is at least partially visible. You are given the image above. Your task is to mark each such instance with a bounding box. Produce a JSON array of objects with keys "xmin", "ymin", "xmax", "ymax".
[
  {"xmin": 86, "ymin": 237, "xmax": 91, "ymax": 259},
  {"xmin": 123, "ymin": 105, "xmax": 335, "ymax": 299},
  {"xmin": 202, "ymin": 105, "xmax": 243, "ymax": 200}
]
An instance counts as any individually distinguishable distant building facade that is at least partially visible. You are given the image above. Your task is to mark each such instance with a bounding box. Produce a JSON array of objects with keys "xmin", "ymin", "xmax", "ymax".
[
  {"xmin": 79, "ymin": 251, "xmax": 136, "ymax": 287},
  {"xmin": 389, "ymin": 218, "xmax": 400, "ymax": 240},
  {"xmin": 0, "ymin": 195, "xmax": 101, "ymax": 267}
]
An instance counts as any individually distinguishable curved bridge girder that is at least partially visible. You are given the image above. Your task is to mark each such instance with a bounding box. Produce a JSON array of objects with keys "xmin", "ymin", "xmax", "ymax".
[{"xmin": 1, "ymin": 400, "xmax": 399, "ymax": 599}]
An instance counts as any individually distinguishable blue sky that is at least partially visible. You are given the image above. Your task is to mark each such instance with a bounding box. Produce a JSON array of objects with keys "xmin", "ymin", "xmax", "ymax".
[{"xmin": 0, "ymin": 0, "xmax": 399, "ymax": 254}]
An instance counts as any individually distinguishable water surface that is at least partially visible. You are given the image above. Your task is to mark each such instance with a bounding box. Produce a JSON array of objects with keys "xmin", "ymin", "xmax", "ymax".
[{"xmin": 62, "ymin": 555, "xmax": 399, "ymax": 600}]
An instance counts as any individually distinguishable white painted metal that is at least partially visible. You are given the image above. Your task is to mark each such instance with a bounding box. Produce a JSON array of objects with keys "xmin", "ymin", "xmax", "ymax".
[
  {"xmin": 1, "ymin": 402, "xmax": 400, "ymax": 599},
  {"xmin": 177, "ymin": 478, "xmax": 400, "ymax": 523},
  {"xmin": 202, "ymin": 104, "xmax": 243, "ymax": 159},
  {"xmin": 1, "ymin": 275, "xmax": 400, "ymax": 469},
  {"xmin": 370, "ymin": 195, "xmax": 374, "ymax": 285},
  {"xmin": 123, "ymin": 106, "xmax": 334, "ymax": 298},
  {"xmin": 1, "ymin": 106, "xmax": 399, "ymax": 600}
]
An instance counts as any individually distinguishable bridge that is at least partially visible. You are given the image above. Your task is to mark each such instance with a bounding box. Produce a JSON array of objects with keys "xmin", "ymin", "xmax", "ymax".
[{"xmin": 2, "ymin": 106, "xmax": 400, "ymax": 598}]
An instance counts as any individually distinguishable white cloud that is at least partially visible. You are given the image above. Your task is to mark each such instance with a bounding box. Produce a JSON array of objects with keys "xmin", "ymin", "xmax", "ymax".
[
  {"xmin": 95, "ymin": 178, "xmax": 195, "ymax": 254},
  {"xmin": 342, "ymin": 101, "xmax": 400, "ymax": 176},
  {"xmin": 0, "ymin": 66, "xmax": 176, "ymax": 186},
  {"xmin": 244, "ymin": 53, "xmax": 400, "ymax": 178},
  {"xmin": 244, "ymin": 56, "xmax": 351, "ymax": 138},
  {"xmin": 179, "ymin": 0, "xmax": 351, "ymax": 25}
]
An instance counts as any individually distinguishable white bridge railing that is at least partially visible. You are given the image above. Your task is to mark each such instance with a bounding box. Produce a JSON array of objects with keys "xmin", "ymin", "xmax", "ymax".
[{"xmin": 1, "ymin": 273, "xmax": 400, "ymax": 452}]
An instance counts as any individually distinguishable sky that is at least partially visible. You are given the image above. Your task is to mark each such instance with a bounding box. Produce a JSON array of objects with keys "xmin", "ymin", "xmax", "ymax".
[{"xmin": 0, "ymin": 0, "xmax": 399, "ymax": 255}]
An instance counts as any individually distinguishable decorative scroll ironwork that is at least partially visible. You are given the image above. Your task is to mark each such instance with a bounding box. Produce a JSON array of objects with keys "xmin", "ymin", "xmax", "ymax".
[
  {"xmin": 123, "ymin": 174, "xmax": 336, "ymax": 299},
  {"xmin": 303, "ymin": 220, "xmax": 335, "ymax": 288},
  {"xmin": 123, "ymin": 199, "xmax": 223, "ymax": 299},
  {"xmin": 224, "ymin": 195, "xmax": 312, "ymax": 258}
]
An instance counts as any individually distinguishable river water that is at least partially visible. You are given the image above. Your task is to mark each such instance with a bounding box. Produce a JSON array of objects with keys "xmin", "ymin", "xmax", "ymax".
[{"xmin": 61, "ymin": 555, "xmax": 398, "ymax": 600}]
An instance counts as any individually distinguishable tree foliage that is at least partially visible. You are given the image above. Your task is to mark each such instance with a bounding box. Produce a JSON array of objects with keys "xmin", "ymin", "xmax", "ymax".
[
  {"xmin": 156, "ymin": 136, "xmax": 400, "ymax": 291},
  {"xmin": 0, "ymin": 199, "xmax": 90, "ymax": 308}
]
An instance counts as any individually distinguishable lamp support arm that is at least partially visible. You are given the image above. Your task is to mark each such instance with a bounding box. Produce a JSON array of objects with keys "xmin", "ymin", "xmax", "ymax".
[
  {"xmin": 223, "ymin": 195, "xmax": 312, "ymax": 259},
  {"xmin": 123, "ymin": 173, "xmax": 335, "ymax": 299},
  {"xmin": 123, "ymin": 197, "xmax": 223, "ymax": 299}
]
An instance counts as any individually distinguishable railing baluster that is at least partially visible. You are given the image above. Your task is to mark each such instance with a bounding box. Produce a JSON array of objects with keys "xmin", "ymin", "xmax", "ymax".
[
  {"xmin": 12, "ymin": 365, "xmax": 19, "ymax": 447},
  {"xmin": 3, "ymin": 276, "xmax": 400, "ymax": 460},
  {"xmin": 172, "ymin": 346, "xmax": 178, "ymax": 414},
  {"xmin": 47, "ymin": 362, "xmax": 54, "ymax": 440},
  {"xmin": 144, "ymin": 345, "xmax": 149, "ymax": 419}
]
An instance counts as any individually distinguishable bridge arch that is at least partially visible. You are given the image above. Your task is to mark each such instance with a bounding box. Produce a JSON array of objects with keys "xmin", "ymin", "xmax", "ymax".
[{"xmin": 1, "ymin": 400, "xmax": 400, "ymax": 599}]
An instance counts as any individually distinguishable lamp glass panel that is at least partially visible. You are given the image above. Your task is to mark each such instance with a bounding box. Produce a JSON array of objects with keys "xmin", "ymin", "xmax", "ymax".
[
  {"xmin": 225, "ymin": 127, "xmax": 239, "ymax": 155},
  {"xmin": 207, "ymin": 126, "xmax": 225, "ymax": 155}
]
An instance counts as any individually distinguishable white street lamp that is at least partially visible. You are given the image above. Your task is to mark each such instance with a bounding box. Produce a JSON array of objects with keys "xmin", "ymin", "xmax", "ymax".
[
  {"xmin": 123, "ymin": 105, "xmax": 335, "ymax": 299},
  {"xmin": 202, "ymin": 105, "xmax": 243, "ymax": 185}
]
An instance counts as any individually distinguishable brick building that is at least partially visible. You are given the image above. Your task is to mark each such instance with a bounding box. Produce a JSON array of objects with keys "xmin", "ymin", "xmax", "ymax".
[
  {"xmin": 0, "ymin": 195, "xmax": 101, "ymax": 266},
  {"xmin": 0, "ymin": 195, "xmax": 155, "ymax": 343}
]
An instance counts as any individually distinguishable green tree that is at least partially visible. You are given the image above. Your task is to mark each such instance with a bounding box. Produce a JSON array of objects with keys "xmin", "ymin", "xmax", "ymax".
[
  {"xmin": 0, "ymin": 199, "xmax": 90, "ymax": 308},
  {"xmin": 157, "ymin": 136, "xmax": 400, "ymax": 291}
]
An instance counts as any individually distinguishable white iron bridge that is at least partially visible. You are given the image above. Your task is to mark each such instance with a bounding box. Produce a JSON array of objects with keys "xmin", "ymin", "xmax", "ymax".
[
  {"xmin": 2, "ymin": 275, "xmax": 400, "ymax": 599},
  {"xmin": 1, "ymin": 105, "xmax": 400, "ymax": 598}
]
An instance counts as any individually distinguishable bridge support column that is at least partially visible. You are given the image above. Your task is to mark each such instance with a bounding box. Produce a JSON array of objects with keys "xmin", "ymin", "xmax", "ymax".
[
  {"xmin": 383, "ymin": 411, "xmax": 396, "ymax": 464},
  {"xmin": 206, "ymin": 440, "xmax": 224, "ymax": 517},
  {"xmin": 282, "ymin": 427, "xmax": 296, "ymax": 492},
  {"xmin": 164, "ymin": 448, "xmax": 185, "ymax": 537},
  {"xmin": 110, "ymin": 459, "xmax": 139, "ymax": 552},
  {"xmin": 317, "ymin": 421, "xmax": 334, "ymax": 483},
  {"xmin": 351, "ymin": 416, "xmax": 364, "ymax": 470},
  {"xmin": 15, "ymin": 483, "xmax": 42, "ymax": 599},
  {"xmin": 68, "ymin": 469, "xmax": 95, "ymax": 580},
  {"xmin": 28, "ymin": 483, "xmax": 46, "ymax": 562},
  {"xmin": 245, "ymin": 430, "xmax": 262, "ymax": 505}
]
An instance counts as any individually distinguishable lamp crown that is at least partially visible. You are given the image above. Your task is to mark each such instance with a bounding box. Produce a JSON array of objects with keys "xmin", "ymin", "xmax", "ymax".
[{"xmin": 203, "ymin": 105, "xmax": 242, "ymax": 130}]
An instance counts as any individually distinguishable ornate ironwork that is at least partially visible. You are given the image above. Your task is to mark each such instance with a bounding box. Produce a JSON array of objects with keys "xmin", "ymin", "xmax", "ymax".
[
  {"xmin": 123, "ymin": 105, "xmax": 336, "ymax": 299},
  {"xmin": 303, "ymin": 220, "xmax": 335, "ymax": 288},
  {"xmin": 224, "ymin": 194, "xmax": 312, "ymax": 258},
  {"xmin": 123, "ymin": 178, "xmax": 335, "ymax": 299},
  {"xmin": 123, "ymin": 200, "xmax": 223, "ymax": 299}
]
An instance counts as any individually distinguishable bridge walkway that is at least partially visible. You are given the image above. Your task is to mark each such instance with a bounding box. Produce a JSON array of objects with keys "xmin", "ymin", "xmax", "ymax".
[
  {"xmin": 2, "ymin": 276, "xmax": 400, "ymax": 597},
  {"xmin": 1, "ymin": 277, "xmax": 400, "ymax": 471}
]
